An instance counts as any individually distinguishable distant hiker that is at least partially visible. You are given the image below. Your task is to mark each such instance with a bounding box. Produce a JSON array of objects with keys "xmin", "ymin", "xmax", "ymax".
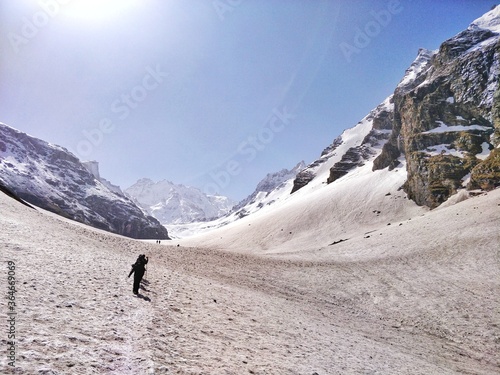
[{"xmin": 128, "ymin": 254, "xmax": 148, "ymax": 295}]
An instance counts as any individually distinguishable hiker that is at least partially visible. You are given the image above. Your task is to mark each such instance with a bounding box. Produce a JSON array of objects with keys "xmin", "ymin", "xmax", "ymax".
[{"xmin": 128, "ymin": 254, "xmax": 148, "ymax": 295}]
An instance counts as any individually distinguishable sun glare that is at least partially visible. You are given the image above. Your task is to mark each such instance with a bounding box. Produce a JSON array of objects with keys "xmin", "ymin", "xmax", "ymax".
[{"xmin": 60, "ymin": 0, "xmax": 139, "ymax": 23}]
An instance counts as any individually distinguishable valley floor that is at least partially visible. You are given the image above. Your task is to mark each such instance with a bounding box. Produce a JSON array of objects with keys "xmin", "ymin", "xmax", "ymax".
[{"xmin": 1, "ymin": 190, "xmax": 499, "ymax": 374}]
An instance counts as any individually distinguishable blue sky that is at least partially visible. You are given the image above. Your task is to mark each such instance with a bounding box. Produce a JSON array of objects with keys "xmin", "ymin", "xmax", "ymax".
[{"xmin": 0, "ymin": 0, "xmax": 495, "ymax": 201}]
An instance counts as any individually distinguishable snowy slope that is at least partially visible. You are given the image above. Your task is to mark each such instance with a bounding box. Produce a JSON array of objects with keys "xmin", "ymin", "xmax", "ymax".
[
  {"xmin": 180, "ymin": 152, "xmax": 424, "ymax": 252},
  {"xmin": 471, "ymin": 4, "xmax": 500, "ymax": 33},
  {"xmin": 179, "ymin": 6, "xmax": 500, "ymax": 243},
  {"xmin": 165, "ymin": 163, "xmax": 300, "ymax": 237},
  {"xmin": 2, "ymin": 7, "xmax": 500, "ymax": 373},
  {"xmin": 178, "ymin": 95, "xmax": 399, "ymax": 246},
  {"xmin": 1, "ymin": 179, "xmax": 499, "ymax": 374}
]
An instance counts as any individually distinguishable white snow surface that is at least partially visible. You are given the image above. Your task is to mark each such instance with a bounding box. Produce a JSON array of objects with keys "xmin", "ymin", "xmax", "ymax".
[
  {"xmin": 1, "ymin": 182, "xmax": 499, "ymax": 374},
  {"xmin": 425, "ymin": 144, "xmax": 466, "ymax": 158},
  {"xmin": 471, "ymin": 5, "xmax": 500, "ymax": 33},
  {"xmin": 477, "ymin": 142, "xmax": 492, "ymax": 160},
  {"xmin": 173, "ymin": 95, "xmax": 394, "ymax": 241},
  {"xmin": 423, "ymin": 121, "xmax": 491, "ymax": 134}
]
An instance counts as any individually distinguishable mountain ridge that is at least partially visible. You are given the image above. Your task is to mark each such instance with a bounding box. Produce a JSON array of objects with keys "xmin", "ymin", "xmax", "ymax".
[
  {"xmin": 0, "ymin": 123, "xmax": 170, "ymax": 240},
  {"xmin": 180, "ymin": 6, "xmax": 500, "ymax": 248},
  {"xmin": 124, "ymin": 178, "xmax": 235, "ymax": 227}
]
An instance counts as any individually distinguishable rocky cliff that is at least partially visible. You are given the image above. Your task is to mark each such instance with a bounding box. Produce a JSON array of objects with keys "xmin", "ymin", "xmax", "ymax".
[
  {"xmin": 292, "ymin": 7, "xmax": 500, "ymax": 209},
  {"xmin": 0, "ymin": 123, "xmax": 170, "ymax": 240},
  {"xmin": 372, "ymin": 8, "xmax": 500, "ymax": 208}
]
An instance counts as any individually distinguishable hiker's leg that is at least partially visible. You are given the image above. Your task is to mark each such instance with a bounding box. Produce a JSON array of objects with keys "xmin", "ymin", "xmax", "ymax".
[{"xmin": 133, "ymin": 276, "xmax": 140, "ymax": 294}]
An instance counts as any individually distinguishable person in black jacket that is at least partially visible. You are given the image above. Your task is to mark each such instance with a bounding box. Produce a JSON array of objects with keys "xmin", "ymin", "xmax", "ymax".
[{"xmin": 128, "ymin": 254, "xmax": 148, "ymax": 295}]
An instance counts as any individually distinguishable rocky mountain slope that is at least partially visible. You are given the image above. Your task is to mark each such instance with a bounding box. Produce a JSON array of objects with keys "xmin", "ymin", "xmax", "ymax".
[
  {"xmin": 0, "ymin": 123, "xmax": 170, "ymax": 240},
  {"xmin": 181, "ymin": 6, "xmax": 500, "ymax": 248},
  {"xmin": 124, "ymin": 178, "xmax": 234, "ymax": 225},
  {"xmin": 231, "ymin": 161, "xmax": 305, "ymax": 216},
  {"xmin": 291, "ymin": 6, "xmax": 500, "ymax": 209},
  {"xmin": 149, "ymin": 163, "xmax": 305, "ymax": 238},
  {"xmin": 373, "ymin": 9, "xmax": 500, "ymax": 208}
]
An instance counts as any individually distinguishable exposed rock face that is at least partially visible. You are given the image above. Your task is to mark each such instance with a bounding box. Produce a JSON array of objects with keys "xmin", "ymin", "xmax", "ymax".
[
  {"xmin": 468, "ymin": 148, "xmax": 500, "ymax": 190},
  {"xmin": 493, "ymin": 79, "xmax": 500, "ymax": 145},
  {"xmin": 290, "ymin": 169, "xmax": 315, "ymax": 194},
  {"xmin": 372, "ymin": 9, "xmax": 500, "ymax": 208},
  {"xmin": 290, "ymin": 96, "xmax": 395, "ymax": 194},
  {"xmin": 0, "ymin": 123, "xmax": 170, "ymax": 240},
  {"xmin": 326, "ymin": 103, "xmax": 394, "ymax": 184},
  {"xmin": 291, "ymin": 138, "xmax": 342, "ymax": 193},
  {"xmin": 236, "ymin": 162, "xmax": 305, "ymax": 209},
  {"xmin": 327, "ymin": 145, "xmax": 374, "ymax": 183}
]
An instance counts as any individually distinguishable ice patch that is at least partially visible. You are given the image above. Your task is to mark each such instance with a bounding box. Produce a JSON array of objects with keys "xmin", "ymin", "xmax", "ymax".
[
  {"xmin": 422, "ymin": 121, "xmax": 491, "ymax": 134},
  {"xmin": 425, "ymin": 144, "xmax": 465, "ymax": 158},
  {"xmin": 476, "ymin": 142, "xmax": 491, "ymax": 160}
]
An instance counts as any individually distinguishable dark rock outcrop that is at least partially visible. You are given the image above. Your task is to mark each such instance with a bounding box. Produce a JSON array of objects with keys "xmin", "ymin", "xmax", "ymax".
[
  {"xmin": 291, "ymin": 169, "xmax": 315, "ymax": 194},
  {"xmin": 0, "ymin": 178, "xmax": 34, "ymax": 209},
  {"xmin": 327, "ymin": 146, "xmax": 374, "ymax": 184},
  {"xmin": 291, "ymin": 137, "xmax": 344, "ymax": 194}
]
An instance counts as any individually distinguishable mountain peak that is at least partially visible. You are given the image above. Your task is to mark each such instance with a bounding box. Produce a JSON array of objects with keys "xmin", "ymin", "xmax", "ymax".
[
  {"xmin": 125, "ymin": 179, "xmax": 235, "ymax": 228},
  {"xmin": 470, "ymin": 4, "xmax": 500, "ymax": 33},
  {"xmin": 0, "ymin": 124, "xmax": 169, "ymax": 239}
]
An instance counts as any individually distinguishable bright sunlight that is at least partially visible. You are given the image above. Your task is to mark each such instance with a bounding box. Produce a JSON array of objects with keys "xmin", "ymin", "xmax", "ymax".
[{"xmin": 59, "ymin": 0, "xmax": 140, "ymax": 24}]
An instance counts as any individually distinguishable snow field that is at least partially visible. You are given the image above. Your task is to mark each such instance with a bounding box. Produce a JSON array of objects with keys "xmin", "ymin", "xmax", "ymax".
[{"xmin": 1, "ymin": 186, "xmax": 499, "ymax": 374}]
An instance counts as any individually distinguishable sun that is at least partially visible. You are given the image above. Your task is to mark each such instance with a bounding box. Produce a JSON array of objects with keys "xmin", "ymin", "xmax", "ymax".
[{"xmin": 60, "ymin": 0, "xmax": 140, "ymax": 23}]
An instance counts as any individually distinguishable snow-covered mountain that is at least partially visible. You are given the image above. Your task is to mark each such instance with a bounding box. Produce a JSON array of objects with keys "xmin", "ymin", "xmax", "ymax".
[
  {"xmin": 180, "ymin": 6, "xmax": 500, "ymax": 247},
  {"xmin": 125, "ymin": 163, "xmax": 307, "ymax": 239},
  {"xmin": 1, "ymin": 9, "xmax": 499, "ymax": 373},
  {"xmin": 375, "ymin": 9, "xmax": 500, "ymax": 208},
  {"xmin": 125, "ymin": 178, "xmax": 235, "ymax": 225},
  {"xmin": 0, "ymin": 123, "xmax": 170, "ymax": 240},
  {"xmin": 163, "ymin": 162, "xmax": 307, "ymax": 238},
  {"xmin": 232, "ymin": 161, "xmax": 305, "ymax": 216}
]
